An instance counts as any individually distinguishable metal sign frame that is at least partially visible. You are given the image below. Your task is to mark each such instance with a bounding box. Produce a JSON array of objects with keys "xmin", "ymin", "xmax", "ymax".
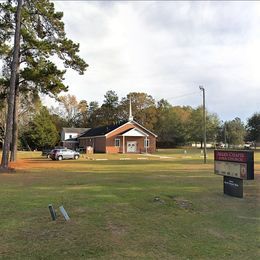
[{"xmin": 214, "ymin": 150, "xmax": 254, "ymax": 198}]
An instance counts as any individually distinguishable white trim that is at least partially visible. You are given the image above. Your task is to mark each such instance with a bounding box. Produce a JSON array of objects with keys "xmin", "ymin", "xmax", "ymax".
[
  {"xmin": 144, "ymin": 138, "xmax": 150, "ymax": 148},
  {"xmin": 105, "ymin": 121, "xmax": 157, "ymax": 138},
  {"xmin": 79, "ymin": 121, "xmax": 157, "ymax": 139},
  {"xmin": 123, "ymin": 136, "xmax": 125, "ymax": 154},
  {"xmin": 115, "ymin": 138, "xmax": 120, "ymax": 147},
  {"xmin": 105, "ymin": 122, "xmax": 130, "ymax": 137},
  {"xmin": 121, "ymin": 128, "xmax": 148, "ymax": 137},
  {"xmin": 145, "ymin": 137, "xmax": 148, "ymax": 153},
  {"xmin": 131, "ymin": 120, "xmax": 158, "ymax": 137}
]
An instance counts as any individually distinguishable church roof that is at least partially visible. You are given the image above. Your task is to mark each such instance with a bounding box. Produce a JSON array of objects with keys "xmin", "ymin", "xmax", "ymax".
[
  {"xmin": 78, "ymin": 120, "xmax": 157, "ymax": 138},
  {"xmin": 79, "ymin": 121, "xmax": 127, "ymax": 138}
]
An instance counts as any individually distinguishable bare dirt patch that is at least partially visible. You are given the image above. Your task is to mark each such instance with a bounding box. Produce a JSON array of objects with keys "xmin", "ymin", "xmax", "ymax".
[
  {"xmin": 9, "ymin": 158, "xmax": 77, "ymax": 171},
  {"xmin": 9, "ymin": 160, "xmax": 30, "ymax": 170},
  {"xmin": 166, "ymin": 195, "xmax": 193, "ymax": 210},
  {"xmin": 106, "ymin": 220, "xmax": 127, "ymax": 243}
]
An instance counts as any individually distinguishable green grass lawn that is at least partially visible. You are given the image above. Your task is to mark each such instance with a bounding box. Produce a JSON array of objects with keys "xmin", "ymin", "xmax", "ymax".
[{"xmin": 0, "ymin": 149, "xmax": 259, "ymax": 259}]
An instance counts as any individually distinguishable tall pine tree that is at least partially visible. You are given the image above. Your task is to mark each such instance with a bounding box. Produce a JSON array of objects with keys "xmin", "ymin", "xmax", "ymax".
[
  {"xmin": 0, "ymin": 0, "xmax": 88, "ymax": 168},
  {"xmin": 0, "ymin": 0, "xmax": 22, "ymax": 168}
]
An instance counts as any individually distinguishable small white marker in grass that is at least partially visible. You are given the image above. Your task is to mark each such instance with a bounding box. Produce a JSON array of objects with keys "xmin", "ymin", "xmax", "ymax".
[{"xmin": 59, "ymin": 205, "xmax": 70, "ymax": 221}]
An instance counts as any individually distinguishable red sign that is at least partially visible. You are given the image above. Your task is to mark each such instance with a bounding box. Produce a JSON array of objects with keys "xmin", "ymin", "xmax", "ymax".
[{"xmin": 214, "ymin": 151, "xmax": 247, "ymax": 163}]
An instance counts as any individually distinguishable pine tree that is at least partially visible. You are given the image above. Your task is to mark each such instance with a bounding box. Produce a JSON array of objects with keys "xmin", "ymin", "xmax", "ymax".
[
  {"xmin": 24, "ymin": 106, "xmax": 59, "ymax": 150},
  {"xmin": 0, "ymin": 0, "xmax": 22, "ymax": 169},
  {"xmin": 0, "ymin": 0, "xmax": 88, "ymax": 168}
]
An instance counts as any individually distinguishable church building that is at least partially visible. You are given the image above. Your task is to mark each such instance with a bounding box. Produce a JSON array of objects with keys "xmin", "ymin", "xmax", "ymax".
[{"xmin": 61, "ymin": 100, "xmax": 157, "ymax": 153}]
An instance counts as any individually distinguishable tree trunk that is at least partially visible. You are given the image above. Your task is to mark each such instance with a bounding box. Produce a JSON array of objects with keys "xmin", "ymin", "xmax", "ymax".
[
  {"xmin": 10, "ymin": 77, "xmax": 20, "ymax": 162},
  {"xmin": 0, "ymin": 0, "xmax": 22, "ymax": 169}
]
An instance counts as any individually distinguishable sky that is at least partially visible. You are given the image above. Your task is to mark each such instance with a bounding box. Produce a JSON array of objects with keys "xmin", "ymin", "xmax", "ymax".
[{"xmin": 47, "ymin": 1, "xmax": 259, "ymax": 122}]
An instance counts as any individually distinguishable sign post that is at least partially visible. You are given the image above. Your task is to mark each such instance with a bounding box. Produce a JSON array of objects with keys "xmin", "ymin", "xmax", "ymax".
[{"xmin": 214, "ymin": 150, "xmax": 254, "ymax": 198}]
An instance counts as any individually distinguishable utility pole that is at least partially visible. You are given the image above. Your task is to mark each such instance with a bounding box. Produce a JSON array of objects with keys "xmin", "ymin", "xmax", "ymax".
[
  {"xmin": 223, "ymin": 122, "xmax": 227, "ymax": 148},
  {"xmin": 199, "ymin": 86, "xmax": 207, "ymax": 164}
]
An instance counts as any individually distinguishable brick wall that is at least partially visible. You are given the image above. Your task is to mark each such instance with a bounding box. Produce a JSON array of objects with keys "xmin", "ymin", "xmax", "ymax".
[
  {"xmin": 79, "ymin": 121, "xmax": 157, "ymax": 153},
  {"xmin": 79, "ymin": 137, "xmax": 106, "ymax": 153},
  {"xmin": 93, "ymin": 137, "xmax": 106, "ymax": 153},
  {"xmin": 106, "ymin": 122, "xmax": 157, "ymax": 153}
]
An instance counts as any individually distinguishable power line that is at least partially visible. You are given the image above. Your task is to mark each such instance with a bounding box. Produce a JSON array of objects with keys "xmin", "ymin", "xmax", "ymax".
[{"xmin": 162, "ymin": 91, "xmax": 199, "ymax": 101}]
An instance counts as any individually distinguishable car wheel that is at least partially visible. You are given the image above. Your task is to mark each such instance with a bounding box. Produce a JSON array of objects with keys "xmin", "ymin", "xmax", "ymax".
[
  {"xmin": 57, "ymin": 155, "xmax": 63, "ymax": 161},
  {"xmin": 47, "ymin": 154, "xmax": 50, "ymax": 159},
  {"xmin": 74, "ymin": 155, "xmax": 79, "ymax": 160}
]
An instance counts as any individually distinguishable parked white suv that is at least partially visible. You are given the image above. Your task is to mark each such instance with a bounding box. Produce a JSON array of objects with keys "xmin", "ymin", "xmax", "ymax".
[{"xmin": 50, "ymin": 149, "xmax": 80, "ymax": 161}]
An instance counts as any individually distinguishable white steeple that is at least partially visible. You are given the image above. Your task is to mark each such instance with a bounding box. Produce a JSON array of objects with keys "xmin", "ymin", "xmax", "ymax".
[{"xmin": 129, "ymin": 96, "xmax": 134, "ymax": 121}]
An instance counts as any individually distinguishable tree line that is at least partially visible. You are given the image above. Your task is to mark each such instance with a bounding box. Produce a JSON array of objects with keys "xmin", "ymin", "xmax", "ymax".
[
  {"xmin": 1, "ymin": 90, "xmax": 258, "ymax": 151},
  {"xmin": 0, "ymin": 1, "xmax": 259, "ymax": 170}
]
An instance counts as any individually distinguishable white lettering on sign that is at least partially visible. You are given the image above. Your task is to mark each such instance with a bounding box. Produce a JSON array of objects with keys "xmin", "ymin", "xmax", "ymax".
[{"xmin": 224, "ymin": 181, "xmax": 239, "ymax": 187}]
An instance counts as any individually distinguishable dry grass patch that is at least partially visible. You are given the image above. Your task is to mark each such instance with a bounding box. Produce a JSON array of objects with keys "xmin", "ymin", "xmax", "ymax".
[{"xmin": 0, "ymin": 149, "xmax": 259, "ymax": 259}]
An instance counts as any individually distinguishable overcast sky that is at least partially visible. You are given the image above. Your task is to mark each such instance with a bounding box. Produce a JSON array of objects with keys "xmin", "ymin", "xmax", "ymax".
[{"xmin": 48, "ymin": 1, "xmax": 260, "ymax": 122}]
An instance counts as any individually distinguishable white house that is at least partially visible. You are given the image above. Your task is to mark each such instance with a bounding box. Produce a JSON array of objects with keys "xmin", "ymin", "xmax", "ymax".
[{"xmin": 60, "ymin": 128, "xmax": 89, "ymax": 150}]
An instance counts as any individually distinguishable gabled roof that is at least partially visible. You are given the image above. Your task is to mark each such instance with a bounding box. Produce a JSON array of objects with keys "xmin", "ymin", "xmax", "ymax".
[
  {"xmin": 79, "ymin": 121, "xmax": 127, "ymax": 138},
  {"xmin": 130, "ymin": 120, "xmax": 157, "ymax": 137},
  {"xmin": 121, "ymin": 128, "xmax": 148, "ymax": 137},
  {"xmin": 62, "ymin": 128, "xmax": 90, "ymax": 134},
  {"xmin": 79, "ymin": 120, "xmax": 157, "ymax": 138}
]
